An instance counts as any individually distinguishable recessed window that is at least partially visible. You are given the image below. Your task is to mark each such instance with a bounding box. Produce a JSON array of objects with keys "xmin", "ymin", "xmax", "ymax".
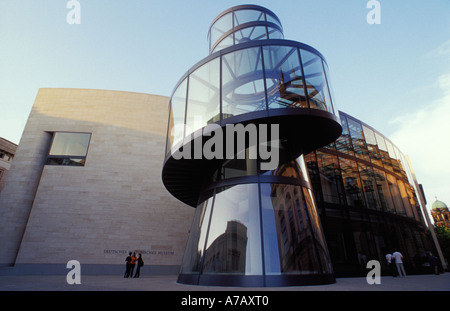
[{"xmin": 46, "ymin": 132, "xmax": 91, "ymax": 166}]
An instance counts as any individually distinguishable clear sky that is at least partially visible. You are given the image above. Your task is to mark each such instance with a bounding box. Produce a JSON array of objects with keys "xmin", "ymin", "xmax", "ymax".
[{"xmin": 0, "ymin": 0, "xmax": 449, "ymax": 213}]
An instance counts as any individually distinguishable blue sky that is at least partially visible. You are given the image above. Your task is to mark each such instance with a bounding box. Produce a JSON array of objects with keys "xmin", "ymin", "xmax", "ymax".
[{"xmin": 0, "ymin": 0, "xmax": 449, "ymax": 211}]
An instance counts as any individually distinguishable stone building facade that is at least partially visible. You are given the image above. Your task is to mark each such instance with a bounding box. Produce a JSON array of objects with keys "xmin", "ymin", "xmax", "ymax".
[{"xmin": 0, "ymin": 88, "xmax": 194, "ymax": 274}]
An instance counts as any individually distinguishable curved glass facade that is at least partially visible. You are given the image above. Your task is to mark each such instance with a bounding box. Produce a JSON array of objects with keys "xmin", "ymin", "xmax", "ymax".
[
  {"xmin": 305, "ymin": 111, "xmax": 436, "ymax": 276},
  {"xmin": 208, "ymin": 5, "xmax": 284, "ymax": 53},
  {"xmin": 163, "ymin": 4, "xmax": 341, "ymax": 286},
  {"xmin": 179, "ymin": 156, "xmax": 335, "ymax": 286},
  {"xmin": 162, "ymin": 4, "xmax": 442, "ymax": 286},
  {"xmin": 166, "ymin": 41, "xmax": 337, "ymax": 155}
]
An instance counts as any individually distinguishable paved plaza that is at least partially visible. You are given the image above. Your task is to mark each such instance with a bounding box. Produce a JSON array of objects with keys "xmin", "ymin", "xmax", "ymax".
[{"xmin": 0, "ymin": 272, "xmax": 449, "ymax": 291}]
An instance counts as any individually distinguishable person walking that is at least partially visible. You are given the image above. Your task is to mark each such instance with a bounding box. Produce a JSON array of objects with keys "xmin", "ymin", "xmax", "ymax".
[
  {"xmin": 134, "ymin": 253, "xmax": 144, "ymax": 278},
  {"xmin": 392, "ymin": 249, "xmax": 406, "ymax": 277},
  {"xmin": 124, "ymin": 252, "xmax": 132, "ymax": 278}
]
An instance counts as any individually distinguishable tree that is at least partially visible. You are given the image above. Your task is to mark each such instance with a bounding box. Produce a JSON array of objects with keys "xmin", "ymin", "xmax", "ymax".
[{"xmin": 434, "ymin": 225, "xmax": 450, "ymax": 270}]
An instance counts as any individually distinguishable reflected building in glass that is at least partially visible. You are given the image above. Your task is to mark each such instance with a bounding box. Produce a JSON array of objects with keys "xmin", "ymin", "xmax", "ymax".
[
  {"xmin": 162, "ymin": 5, "xmax": 446, "ymax": 286},
  {"xmin": 162, "ymin": 5, "xmax": 342, "ymax": 286},
  {"xmin": 305, "ymin": 111, "xmax": 445, "ymax": 276},
  {"xmin": 1, "ymin": 5, "xmax": 445, "ymax": 282}
]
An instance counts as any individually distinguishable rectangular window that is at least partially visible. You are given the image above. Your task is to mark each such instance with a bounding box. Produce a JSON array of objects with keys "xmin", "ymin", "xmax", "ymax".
[{"xmin": 46, "ymin": 132, "xmax": 91, "ymax": 166}]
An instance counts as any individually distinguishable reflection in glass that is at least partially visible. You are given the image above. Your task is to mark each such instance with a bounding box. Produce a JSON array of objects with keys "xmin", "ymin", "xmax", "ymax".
[
  {"xmin": 362, "ymin": 125, "xmax": 382, "ymax": 167},
  {"xmin": 203, "ymin": 184, "xmax": 262, "ymax": 275},
  {"xmin": 347, "ymin": 118, "xmax": 370, "ymax": 162},
  {"xmin": 46, "ymin": 157, "xmax": 86, "ymax": 166},
  {"xmin": 167, "ymin": 79, "xmax": 187, "ymax": 151},
  {"xmin": 373, "ymin": 168, "xmax": 396, "ymax": 213},
  {"xmin": 215, "ymin": 151, "xmax": 258, "ymax": 181},
  {"xmin": 180, "ymin": 199, "xmax": 213, "ymax": 274},
  {"xmin": 397, "ymin": 179, "xmax": 414, "ymax": 218},
  {"xmin": 263, "ymin": 46, "xmax": 307, "ymax": 109},
  {"xmin": 335, "ymin": 115, "xmax": 354, "ymax": 156},
  {"xmin": 387, "ymin": 174, "xmax": 406, "ymax": 216},
  {"xmin": 261, "ymin": 183, "xmax": 326, "ymax": 274},
  {"xmin": 186, "ymin": 58, "xmax": 220, "ymax": 135},
  {"xmin": 316, "ymin": 152, "xmax": 344, "ymax": 204},
  {"xmin": 357, "ymin": 163, "xmax": 380, "ymax": 210},
  {"xmin": 47, "ymin": 132, "xmax": 91, "ymax": 167},
  {"xmin": 300, "ymin": 49, "xmax": 331, "ymax": 111},
  {"xmin": 375, "ymin": 131, "xmax": 392, "ymax": 172},
  {"xmin": 49, "ymin": 132, "xmax": 91, "ymax": 156},
  {"xmin": 339, "ymin": 157, "xmax": 364, "ymax": 207},
  {"xmin": 222, "ymin": 47, "xmax": 266, "ymax": 117}
]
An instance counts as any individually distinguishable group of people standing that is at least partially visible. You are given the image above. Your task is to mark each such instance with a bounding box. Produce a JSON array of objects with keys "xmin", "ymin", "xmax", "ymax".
[
  {"xmin": 124, "ymin": 252, "xmax": 144, "ymax": 278},
  {"xmin": 386, "ymin": 249, "xmax": 406, "ymax": 277},
  {"xmin": 386, "ymin": 249, "xmax": 441, "ymax": 277}
]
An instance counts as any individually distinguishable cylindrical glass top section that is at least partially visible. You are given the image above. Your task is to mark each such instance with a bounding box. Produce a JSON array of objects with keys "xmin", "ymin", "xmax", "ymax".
[
  {"xmin": 166, "ymin": 41, "xmax": 337, "ymax": 155},
  {"xmin": 208, "ymin": 5, "xmax": 284, "ymax": 54}
]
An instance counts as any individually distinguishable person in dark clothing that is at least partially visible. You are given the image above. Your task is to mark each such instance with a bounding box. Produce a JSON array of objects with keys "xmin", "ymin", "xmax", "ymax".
[
  {"xmin": 428, "ymin": 252, "xmax": 439, "ymax": 275},
  {"xmin": 129, "ymin": 252, "xmax": 137, "ymax": 277},
  {"xmin": 124, "ymin": 252, "xmax": 132, "ymax": 278},
  {"xmin": 134, "ymin": 253, "xmax": 144, "ymax": 278}
]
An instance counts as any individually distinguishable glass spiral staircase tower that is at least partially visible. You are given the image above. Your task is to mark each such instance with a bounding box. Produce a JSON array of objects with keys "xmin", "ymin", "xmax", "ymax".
[{"xmin": 162, "ymin": 5, "xmax": 342, "ymax": 286}]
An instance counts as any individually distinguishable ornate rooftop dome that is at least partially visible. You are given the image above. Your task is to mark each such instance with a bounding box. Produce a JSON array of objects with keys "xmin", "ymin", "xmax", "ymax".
[{"xmin": 432, "ymin": 198, "xmax": 448, "ymax": 210}]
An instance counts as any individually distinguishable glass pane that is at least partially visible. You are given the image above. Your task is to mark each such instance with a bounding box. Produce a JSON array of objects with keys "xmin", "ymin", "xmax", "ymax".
[
  {"xmin": 358, "ymin": 163, "xmax": 381, "ymax": 210},
  {"xmin": 49, "ymin": 132, "xmax": 91, "ymax": 156},
  {"xmin": 186, "ymin": 58, "xmax": 220, "ymax": 136},
  {"xmin": 222, "ymin": 47, "xmax": 266, "ymax": 117},
  {"xmin": 386, "ymin": 140, "xmax": 401, "ymax": 175},
  {"xmin": 387, "ymin": 174, "xmax": 406, "ymax": 215},
  {"xmin": 168, "ymin": 79, "xmax": 187, "ymax": 150},
  {"xmin": 347, "ymin": 118, "xmax": 370, "ymax": 161},
  {"xmin": 316, "ymin": 151, "xmax": 344, "ymax": 204},
  {"xmin": 266, "ymin": 14, "xmax": 282, "ymax": 29},
  {"xmin": 210, "ymin": 12, "xmax": 233, "ymax": 48},
  {"xmin": 261, "ymin": 160, "xmax": 303, "ymax": 179},
  {"xmin": 180, "ymin": 198, "xmax": 213, "ymax": 274},
  {"xmin": 339, "ymin": 157, "xmax": 364, "ymax": 207},
  {"xmin": 214, "ymin": 148, "xmax": 258, "ymax": 181},
  {"xmin": 397, "ymin": 180, "xmax": 414, "ymax": 218},
  {"xmin": 362, "ymin": 125, "xmax": 382, "ymax": 167},
  {"xmin": 261, "ymin": 183, "xmax": 322, "ymax": 275},
  {"xmin": 263, "ymin": 46, "xmax": 307, "ymax": 109},
  {"xmin": 303, "ymin": 187, "xmax": 333, "ymax": 274},
  {"xmin": 322, "ymin": 62, "xmax": 335, "ymax": 114},
  {"xmin": 203, "ymin": 184, "xmax": 262, "ymax": 275},
  {"xmin": 373, "ymin": 168, "xmax": 396, "ymax": 213},
  {"xmin": 234, "ymin": 9, "xmax": 265, "ymax": 26},
  {"xmin": 375, "ymin": 132, "xmax": 392, "ymax": 172},
  {"xmin": 46, "ymin": 157, "xmax": 86, "ymax": 166},
  {"xmin": 300, "ymin": 49, "xmax": 330, "ymax": 111},
  {"xmin": 267, "ymin": 27, "xmax": 283, "ymax": 39},
  {"xmin": 212, "ymin": 34, "xmax": 234, "ymax": 53},
  {"xmin": 335, "ymin": 115, "xmax": 354, "ymax": 156},
  {"xmin": 234, "ymin": 25, "xmax": 267, "ymax": 43}
]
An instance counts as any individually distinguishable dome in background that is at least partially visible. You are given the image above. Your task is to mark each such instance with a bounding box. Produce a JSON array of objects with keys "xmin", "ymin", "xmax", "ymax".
[{"xmin": 432, "ymin": 198, "xmax": 448, "ymax": 210}]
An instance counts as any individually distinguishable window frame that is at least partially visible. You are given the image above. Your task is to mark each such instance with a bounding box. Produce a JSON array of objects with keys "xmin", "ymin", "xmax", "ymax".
[{"xmin": 46, "ymin": 131, "xmax": 92, "ymax": 167}]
